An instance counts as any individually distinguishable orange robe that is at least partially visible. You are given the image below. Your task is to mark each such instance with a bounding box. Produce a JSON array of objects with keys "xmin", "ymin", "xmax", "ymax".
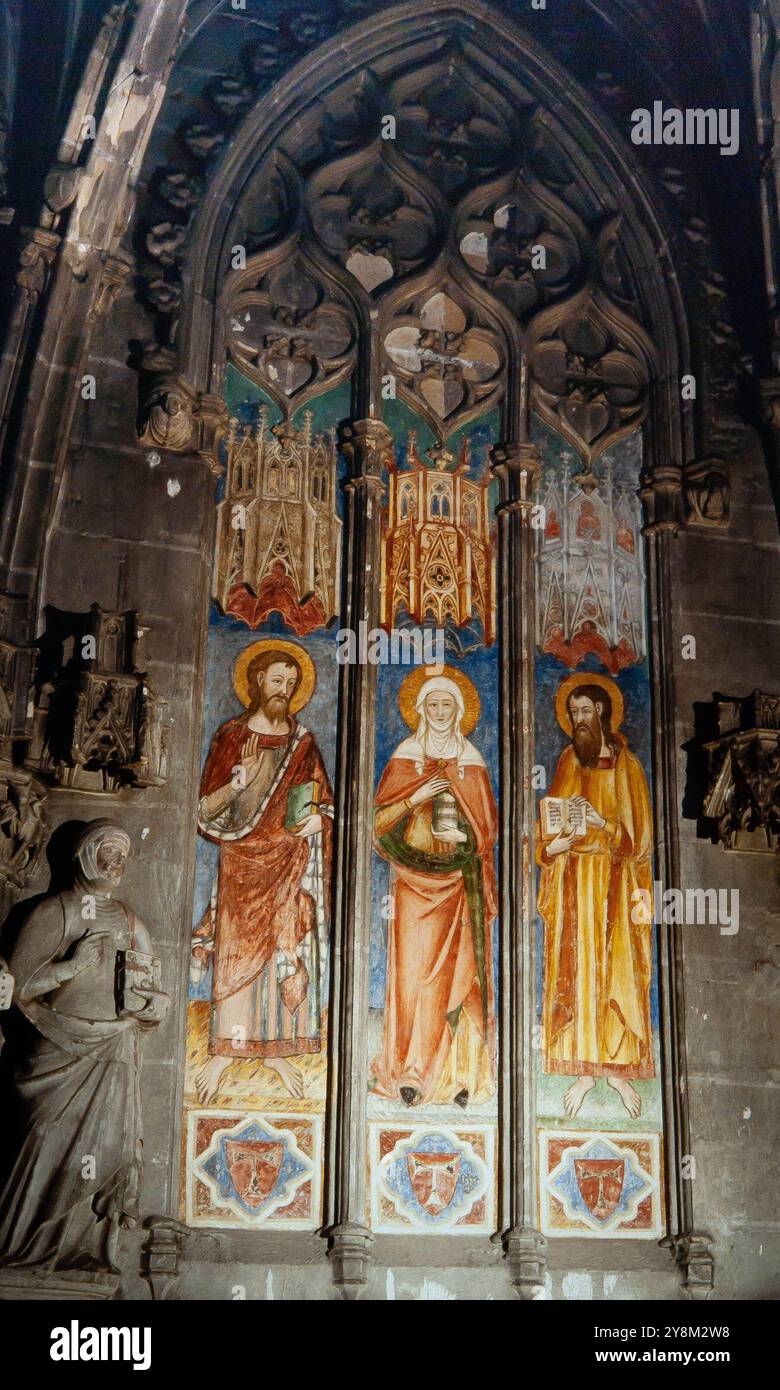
[
  {"xmin": 372, "ymin": 755, "xmax": 498, "ymax": 1103},
  {"xmin": 537, "ymin": 737, "xmax": 654, "ymax": 1079}
]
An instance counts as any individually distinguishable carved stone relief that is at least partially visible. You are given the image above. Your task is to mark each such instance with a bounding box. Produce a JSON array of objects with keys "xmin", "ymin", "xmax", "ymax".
[
  {"xmin": 28, "ymin": 606, "xmax": 169, "ymax": 794},
  {"xmin": 700, "ymin": 691, "xmax": 780, "ymax": 852}
]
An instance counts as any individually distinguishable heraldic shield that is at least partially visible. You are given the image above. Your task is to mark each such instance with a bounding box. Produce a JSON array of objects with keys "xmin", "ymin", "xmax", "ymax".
[
  {"xmin": 573, "ymin": 1156, "xmax": 626, "ymax": 1222},
  {"xmin": 406, "ymin": 1149, "xmax": 462, "ymax": 1216}
]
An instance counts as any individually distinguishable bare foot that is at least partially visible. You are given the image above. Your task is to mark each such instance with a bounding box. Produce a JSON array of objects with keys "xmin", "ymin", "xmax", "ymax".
[
  {"xmin": 195, "ymin": 1054, "xmax": 233, "ymax": 1105},
  {"xmin": 607, "ymin": 1076, "xmax": 642, "ymax": 1117},
  {"xmin": 563, "ymin": 1075, "xmax": 595, "ymax": 1117},
  {"xmin": 265, "ymin": 1056, "xmax": 304, "ymax": 1100}
]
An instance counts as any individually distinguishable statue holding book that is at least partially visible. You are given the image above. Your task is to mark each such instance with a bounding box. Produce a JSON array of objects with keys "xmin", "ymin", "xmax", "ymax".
[
  {"xmin": 0, "ymin": 819, "xmax": 168, "ymax": 1280},
  {"xmin": 194, "ymin": 640, "xmax": 333, "ymax": 1103},
  {"xmin": 537, "ymin": 674, "xmax": 654, "ymax": 1120}
]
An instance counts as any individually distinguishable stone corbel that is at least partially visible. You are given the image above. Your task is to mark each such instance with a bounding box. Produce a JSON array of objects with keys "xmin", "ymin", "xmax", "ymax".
[
  {"xmin": 15, "ymin": 227, "xmax": 61, "ymax": 305},
  {"xmin": 139, "ymin": 373, "xmax": 228, "ymax": 474},
  {"xmin": 699, "ymin": 690, "xmax": 780, "ymax": 851},
  {"xmin": 497, "ymin": 1226, "xmax": 548, "ymax": 1301},
  {"xmin": 639, "ymin": 462, "xmax": 685, "ymax": 534},
  {"xmin": 326, "ymin": 1222, "xmax": 375, "ymax": 1301},
  {"xmin": 93, "ymin": 254, "xmax": 133, "ymax": 319},
  {"xmin": 662, "ymin": 1231, "xmax": 715, "ymax": 1301},
  {"xmin": 683, "ymin": 456, "xmax": 730, "ymax": 529},
  {"xmin": 141, "ymin": 1215, "xmax": 190, "ymax": 1301}
]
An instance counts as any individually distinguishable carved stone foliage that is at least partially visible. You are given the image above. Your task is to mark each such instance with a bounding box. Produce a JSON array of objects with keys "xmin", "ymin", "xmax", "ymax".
[
  {"xmin": 700, "ymin": 691, "xmax": 780, "ymax": 852},
  {"xmin": 528, "ymin": 229, "xmax": 655, "ymax": 465},
  {"xmin": 28, "ymin": 606, "xmax": 168, "ymax": 794},
  {"xmin": 226, "ymin": 255, "xmax": 355, "ymax": 405},
  {"xmin": 383, "ymin": 287, "xmax": 503, "ymax": 438}
]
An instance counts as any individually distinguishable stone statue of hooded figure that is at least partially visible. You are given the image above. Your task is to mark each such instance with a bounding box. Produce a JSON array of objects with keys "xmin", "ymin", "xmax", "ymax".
[{"xmin": 0, "ymin": 819, "xmax": 168, "ymax": 1276}]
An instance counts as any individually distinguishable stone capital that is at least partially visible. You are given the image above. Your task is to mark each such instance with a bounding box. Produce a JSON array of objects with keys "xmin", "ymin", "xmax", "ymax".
[
  {"xmin": 490, "ymin": 441, "xmax": 541, "ymax": 509},
  {"xmin": 339, "ymin": 418, "xmax": 393, "ymax": 485}
]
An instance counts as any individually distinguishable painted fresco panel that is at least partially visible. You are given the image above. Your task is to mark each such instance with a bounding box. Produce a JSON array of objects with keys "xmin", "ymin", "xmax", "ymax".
[
  {"xmin": 181, "ymin": 368, "xmax": 348, "ymax": 1229},
  {"xmin": 367, "ymin": 402, "xmax": 500, "ymax": 1232},
  {"xmin": 533, "ymin": 421, "xmax": 664, "ymax": 1239}
]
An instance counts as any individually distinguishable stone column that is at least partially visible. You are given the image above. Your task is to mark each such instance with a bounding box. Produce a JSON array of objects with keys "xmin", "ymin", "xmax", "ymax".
[
  {"xmin": 643, "ymin": 486, "xmax": 714, "ymax": 1300},
  {"xmin": 489, "ymin": 439, "xmax": 547, "ymax": 1300},
  {"xmin": 323, "ymin": 417, "xmax": 392, "ymax": 1299}
]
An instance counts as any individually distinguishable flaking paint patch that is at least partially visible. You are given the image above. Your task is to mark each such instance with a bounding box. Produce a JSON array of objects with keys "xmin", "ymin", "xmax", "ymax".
[
  {"xmin": 266, "ymin": 1270, "xmax": 274, "ymax": 1301},
  {"xmin": 386, "ymin": 1268, "xmax": 396, "ymax": 1301},
  {"xmin": 562, "ymin": 1271, "xmax": 593, "ymax": 1300},
  {"xmin": 417, "ymin": 1278, "xmax": 457, "ymax": 1300},
  {"xmin": 167, "ymin": 478, "xmax": 181, "ymax": 497},
  {"xmin": 604, "ymin": 1274, "xmax": 619, "ymax": 1296}
]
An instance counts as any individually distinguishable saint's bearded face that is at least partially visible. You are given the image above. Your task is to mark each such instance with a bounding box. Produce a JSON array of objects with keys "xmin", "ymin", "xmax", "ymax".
[
  {"xmin": 569, "ymin": 696, "xmax": 604, "ymax": 769},
  {"xmin": 255, "ymin": 661, "xmax": 297, "ymax": 719}
]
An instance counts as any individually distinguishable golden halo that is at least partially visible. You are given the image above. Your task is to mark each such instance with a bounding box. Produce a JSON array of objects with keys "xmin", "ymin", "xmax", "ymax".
[
  {"xmin": 233, "ymin": 639, "xmax": 316, "ymax": 712},
  {"xmin": 554, "ymin": 672, "xmax": 624, "ymax": 736},
  {"xmin": 398, "ymin": 664, "xmax": 481, "ymax": 736}
]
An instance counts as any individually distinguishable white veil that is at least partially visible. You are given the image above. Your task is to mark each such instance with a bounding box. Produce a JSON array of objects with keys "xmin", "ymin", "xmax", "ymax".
[{"xmin": 394, "ymin": 675, "xmax": 485, "ymax": 778}]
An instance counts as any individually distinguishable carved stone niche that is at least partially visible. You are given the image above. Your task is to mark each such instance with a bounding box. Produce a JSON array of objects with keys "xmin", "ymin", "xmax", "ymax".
[
  {"xmin": 684, "ymin": 457, "xmax": 730, "ymax": 529},
  {"xmin": 28, "ymin": 605, "xmax": 168, "ymax": 793},
  {"xmin": 700, "ymin": 691, "xmax": 780, "ymax": 852}
]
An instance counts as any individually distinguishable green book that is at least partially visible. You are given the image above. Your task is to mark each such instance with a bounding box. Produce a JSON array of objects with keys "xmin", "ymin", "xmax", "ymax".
[{"xmin": 285, "ymin": 780, "xmax": 321, "ymax": 831}]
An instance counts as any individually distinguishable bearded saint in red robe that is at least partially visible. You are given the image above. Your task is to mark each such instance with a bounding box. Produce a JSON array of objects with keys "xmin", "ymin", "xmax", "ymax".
[
  {"xmin": 192, "ymin": 645, "xmax": 332, "ymax": 1103},
  {"xmin": 371, "ymin": 672, "xmax": 498, "ymax": 1108}
]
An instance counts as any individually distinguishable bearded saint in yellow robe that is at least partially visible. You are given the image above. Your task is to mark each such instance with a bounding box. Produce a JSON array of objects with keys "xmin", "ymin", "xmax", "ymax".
[{"xmin": 537, "ymin": 675, "xmax": 654, "ymax": 1120}]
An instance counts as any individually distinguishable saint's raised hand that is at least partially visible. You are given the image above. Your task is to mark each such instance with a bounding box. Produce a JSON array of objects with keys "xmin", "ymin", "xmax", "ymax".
[{"xmin": 409, "ymin": 775, "xmax": 451, "ymax": 807}]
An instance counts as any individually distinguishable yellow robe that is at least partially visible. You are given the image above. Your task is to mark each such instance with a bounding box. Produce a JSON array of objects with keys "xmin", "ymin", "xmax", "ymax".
[{"xmin": 537, "ymin": 737, "xmax": 654, "ymax": 1079}]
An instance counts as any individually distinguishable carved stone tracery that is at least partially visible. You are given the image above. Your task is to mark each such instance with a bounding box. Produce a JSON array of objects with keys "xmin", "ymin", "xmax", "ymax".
[
  {"xmin": 226, "ymin": 255, "xmax": 355, "ymax": 405},
  {"xmin": 383, "ymin": 287, "xmax": 504, "ymax": 436},
  {"xmin": 528, "ymin": 226, "xmax": 655, "ymax": 465}
]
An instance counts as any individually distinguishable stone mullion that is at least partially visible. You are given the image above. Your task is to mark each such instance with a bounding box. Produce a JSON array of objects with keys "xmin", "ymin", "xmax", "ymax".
[
  {"xmin": 490, "ymin": 439, "xmax": 546, "ymax": 1299},
  {"xmin": 323, "ymin": 417, "xmax": 391, "ymax": 1299}
]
